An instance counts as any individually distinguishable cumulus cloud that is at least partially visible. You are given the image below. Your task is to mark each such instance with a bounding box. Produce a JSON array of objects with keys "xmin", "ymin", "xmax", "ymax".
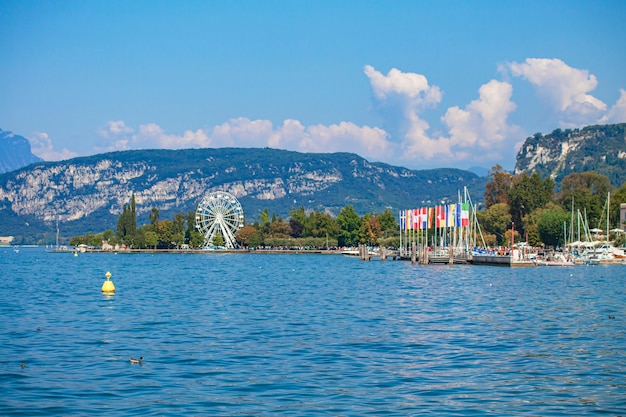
[
  {"xmin": 600, "ymin": 88, "xmax": 626, "ymax": 124},
  {"xmin": 95, "ymin": 117, "xmax": 390, "ymax": 163},
  {"xmin": 96, "ymin": 121, "xmax": 211, "ymax": 152},
  {"xmin": 507, "ymin": 58, "xmax": 607, "ymax": 127},
  {"xmin": 209, "ymin": 117, "xmax": 274, "ymax": 147},
  {"xmin": 364, "ymin": 65, "xmax": 442, "ymax": 106},
  {"xmin": 364, "ymin": 65, "xmax": 447, "ymax": 160},
  {"xmin": 63, "ymin": 58, "xmax": 623, "ymax": 170},
  {"xmin": 364, "ymin": 65, "xmax": 520, "ymax": 166},
  {"xmin": 29, "ymin": 132, "xmax": 79, "ymax": 161},
  {"xmin": 443, "ymin": 80, "xmax": 520, "ymax": 158},
  {"xmin": 99, "ymin": 120, "xmax": 133, "ymax": 137},
  {"xmin": 138, "ymin": 123, "xmax": 211, "ymax": 149}
]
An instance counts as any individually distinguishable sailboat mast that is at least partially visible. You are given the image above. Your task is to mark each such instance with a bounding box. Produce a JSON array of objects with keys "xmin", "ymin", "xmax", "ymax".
[{"xmin": 607, "ymin": 192, "xmax": 610, "ymax": 241}]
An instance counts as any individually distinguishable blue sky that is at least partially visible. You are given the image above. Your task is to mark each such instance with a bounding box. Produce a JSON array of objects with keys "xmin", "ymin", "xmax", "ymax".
[{"xmin": 1, "ymin": 0, "xmax": 625, "ymax": 170}]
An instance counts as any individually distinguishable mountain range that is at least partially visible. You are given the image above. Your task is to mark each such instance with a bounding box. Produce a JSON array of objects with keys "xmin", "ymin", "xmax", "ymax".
[
  {"xmin": 0, "ymin": 147, "xmax": 486, "ymax": 244},
  {"xmin": 2, "ymin": 123, "xmax": 625, "ymax": 244}
]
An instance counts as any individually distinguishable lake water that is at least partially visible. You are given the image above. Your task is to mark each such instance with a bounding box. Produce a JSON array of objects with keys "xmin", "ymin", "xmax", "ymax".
[{"xmin": 1, "ymin": 247, "xmax": 625, "ymax": 416}]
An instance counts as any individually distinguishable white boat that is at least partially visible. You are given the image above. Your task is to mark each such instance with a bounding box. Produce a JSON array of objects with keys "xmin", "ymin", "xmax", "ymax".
[
  {"xmin": 535, "ymin": 253, "xmax": 574, "ymax": 266},
  {"xmin": 535, "ymin": 259, "xmax": 574, "ymax": 266}
]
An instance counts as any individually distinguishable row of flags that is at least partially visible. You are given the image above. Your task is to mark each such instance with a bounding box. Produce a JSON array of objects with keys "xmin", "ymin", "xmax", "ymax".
[{"xmin": 399, "ymin": 203, "xmax": 470, "ymax": 230}]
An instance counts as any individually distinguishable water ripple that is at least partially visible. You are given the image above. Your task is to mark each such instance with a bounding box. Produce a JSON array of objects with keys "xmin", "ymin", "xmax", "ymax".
[{"xmin": 1, "ymin": 249, "xmax": 625, "ymax": 415}]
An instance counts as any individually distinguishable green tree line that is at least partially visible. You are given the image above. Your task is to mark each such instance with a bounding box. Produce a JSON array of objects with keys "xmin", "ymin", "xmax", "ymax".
[
  {"xmin": 70, "ymin": 168, "xmax": 626, "ymax": 250},
  {"xmin": 69, "ymin": 195, "xmax": 400, "ymax": 249},
  {"xmin": 478, "ymin": 166, "xmax": 626, "ymax": 248}
]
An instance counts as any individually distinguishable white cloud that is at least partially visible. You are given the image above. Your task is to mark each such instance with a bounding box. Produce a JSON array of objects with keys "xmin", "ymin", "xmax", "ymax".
[
  {"xmin": 99, "ymin": 120, "xmax": 133, "ymax": 137},
  {"xmin": 138, "ymin": 123, "xmax": 211, "ymax": 149},
  {"xmin": 29, "ymin": 132, "xmax": 79, "ymax": 161},
  {"xmin": 65, "ymin": 59, "xmax": 623, "ymax": 170},
  {"xmin": 209, "ymin": 117, "xmax": 274, "ymax": 147},
  {"xmin": 443, "ymin": 80, "xmax": 519, "ymax": 151},
  {"xmin": 364, "ymin": 65, "xmax": 442, "ymax": 106},
  {"xmin": 507, "ymin": 58, "xmax": 607, "ymax": 127},
  {"xmin": 96, "ymin": 121, "xmax": 211, "ymax": 152},
  {"xmin": 94, "ymin": 117, "xmax": 390, "ymax": 163},
  {"xmin": 600, "ymin": 88, "xmax": 626, "ymax": 124},
  {"xmin": 364, "ymin": 65, "xmax": 447, "ymax": 161},
  {"xmin": 364, "ymin": 65, "xmax": 520, "ymax": 166}
]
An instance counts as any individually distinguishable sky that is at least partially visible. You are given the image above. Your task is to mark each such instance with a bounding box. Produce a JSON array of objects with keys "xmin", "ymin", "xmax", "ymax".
[{"xmin": 1, "ymin": 0, "xmax": 625, "ymax": 171}]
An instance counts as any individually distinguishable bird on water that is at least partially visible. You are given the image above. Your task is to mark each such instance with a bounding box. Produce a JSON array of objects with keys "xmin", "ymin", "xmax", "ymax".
[{"xmin": 129, "ymin": 357, "xmax": 143, "ymax": 364}]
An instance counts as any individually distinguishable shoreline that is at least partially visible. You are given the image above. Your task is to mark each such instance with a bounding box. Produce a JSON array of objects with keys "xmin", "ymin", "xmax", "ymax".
[{"xmin": 44, "ymin": 247, "xmax": 626, "ymax": 265}]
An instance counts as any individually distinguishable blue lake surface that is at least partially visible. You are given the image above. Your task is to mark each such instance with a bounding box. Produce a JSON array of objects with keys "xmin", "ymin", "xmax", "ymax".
[{"xmin": 1, "ymin": 247, "xmax": 625, "ymax": 416}]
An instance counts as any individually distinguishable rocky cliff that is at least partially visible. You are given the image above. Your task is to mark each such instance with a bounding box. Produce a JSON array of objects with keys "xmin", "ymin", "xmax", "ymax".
[
  {"xmin": 0, "ymin": 129, "xmax": 43, "ymax": 174},
  {"xmin": 514, "ymin": 123, "xmax": 626, "ymax": 186}
]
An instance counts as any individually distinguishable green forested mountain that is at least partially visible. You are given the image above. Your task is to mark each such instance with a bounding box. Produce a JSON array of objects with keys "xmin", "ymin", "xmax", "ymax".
[
  {"xmin": 0, "ymin": 147, "xmax": 486, "ymax": 244},
  {"xmin": 515, "ymin": 123, "xmax": 626, "ymax": 186}
]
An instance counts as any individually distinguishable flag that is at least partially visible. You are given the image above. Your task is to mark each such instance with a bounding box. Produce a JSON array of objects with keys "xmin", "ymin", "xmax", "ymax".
[
  {"xmin": 436, "ymin": 205, "xmax": 446, "ymax": 228},
  {"xmin": 399, "ymin": 210, "xmax": 406, "ymax": 231},
  {"xmin": 461, "ymin": 203, "xmax": 470, "ymax": 227},
  {"xmin": 456, "ymin": 203, "xmax": 462, "ymax": 227},
  {"xmin": 447, "ymin": 204, "xmax": 456, "ymax": 228},
  {"xmin": 413, "ymin": 209, "xmax": 420, "ymax": 230},
  {"xmin": 428, "ymin": 207, "xmax": 434, "ymax": 229},
  {"xmin": 406, "ymin": 209, "xmax": 413, "ymax": 230}
]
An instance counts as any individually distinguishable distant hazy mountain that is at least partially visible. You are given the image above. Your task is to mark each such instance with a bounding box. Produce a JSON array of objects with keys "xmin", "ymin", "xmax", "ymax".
[
  {"xmin": 0, "ymin": 129, "xmax": 43, "ymax": 174},
  {"xmin": 467, "ymin": 166, "xmax": 489, "ymax": 177},
  {"xmin": 0, "ymin": 147, "xmax": 486, "ymax": 244},
  {"xmin": 515, "ymin": 123, "xmax": 626, "ymax": 186}
]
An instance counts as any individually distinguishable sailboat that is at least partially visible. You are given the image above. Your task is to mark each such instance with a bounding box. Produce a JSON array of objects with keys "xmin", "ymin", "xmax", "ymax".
[{"xmin": 578, "ymin": 193, "xmax": 625, "ymax": 263}]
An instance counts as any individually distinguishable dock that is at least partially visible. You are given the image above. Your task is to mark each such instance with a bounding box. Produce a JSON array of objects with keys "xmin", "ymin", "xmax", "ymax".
[{"xmin": 470, "ymin": 255, "xmax": 536, "ymax": 267}]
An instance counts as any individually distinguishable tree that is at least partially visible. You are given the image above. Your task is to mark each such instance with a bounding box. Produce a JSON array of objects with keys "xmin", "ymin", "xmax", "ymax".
[
  {"xmin": 336, "ymin": 205, "xmax": 362, "ymax": 246},
  {"xmin": 288, "ymin": 206, "xmax": 307, "ymax": 238},
  {"xmin": 361, "ymin": 215, "xmax": 382, "ymax": 245},
  {"xmin": 236, "ymin": 225, "xmax": 262, "ymax": 248},
  {"xmin": 115, "ymin": 195, "xmax": 137, "ymax": 245},
  {"xmin": 212, "ymin": 232, "xmax": 225, "ymax": 247},
  {"xmin": 609, "ymin": 182, "xmax": 626, "ymax": 229},
  {"xmin": 376, "ymin": 209, "xmax": 397, "ymax": 233},
  {"xmin": 558, "ymin": 172, "xmax": 613, "ymax": 230},
  {"xmin": 144, "ymin": 230, "xmax": 158, "ymax": 249},
  {"xmin": 538, "ymin": 206, "xmax": 570, "ymax": 248},
  {"xmin": 129, "ymin": 194, "xmax": 137, "ymax": 237},
  {"xmin": 307, "ymin": 210, "xmax": 338, "ymax": 239},
  {"xmin": 477, "ymin": 203, "xmax": 511, "ymax": 245},
  {"xmin": 185, "ymin": 210, "xmax": 204, "ymax": 247},
  {"xmin": 149, "ymin": 207, "xmax": 160, "ymax": 230},
  {"xmin": 157, "ymin": 220, "xmax": 173, "ymax": 248},
  {"xmin": 172, "ymin": 212, "xmax": 185, "ymax": 247},
  {"xmin": 508, "ymin": 172, "xmax": 555, "ymax": 232},
  {"xmin": 484, "ymin": 164, "xmax": 513, "ymax": 208},
  {"xmin": 269, "ymin": 220, "xmax": 292, "ymax": 238},
  {"xmin": 289, "ymin": 218, "xmax": 304, "ymax": 238}
]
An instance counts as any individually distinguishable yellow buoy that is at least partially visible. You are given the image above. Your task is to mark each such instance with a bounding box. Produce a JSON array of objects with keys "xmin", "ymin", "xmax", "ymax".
[{"xmin": 101, "ymin": 271, "xmax": 115, "ymax": 293}]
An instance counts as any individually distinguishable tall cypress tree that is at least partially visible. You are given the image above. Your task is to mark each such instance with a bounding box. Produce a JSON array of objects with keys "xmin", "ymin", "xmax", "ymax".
[{"xmin": 129, "ymin": 194, "xmax": 137, "ymax": 237}]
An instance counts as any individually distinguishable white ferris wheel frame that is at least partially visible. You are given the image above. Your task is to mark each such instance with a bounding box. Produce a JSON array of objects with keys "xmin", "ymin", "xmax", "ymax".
[{"xmin": 195, "ymin": 191, "xmax": 245, "ymax": 248}]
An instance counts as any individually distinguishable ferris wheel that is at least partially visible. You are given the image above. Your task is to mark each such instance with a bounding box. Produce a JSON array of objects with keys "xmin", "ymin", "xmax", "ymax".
[{"xmin": 195, "ymin": 191, "xmax": 245, "ymax": 248}]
